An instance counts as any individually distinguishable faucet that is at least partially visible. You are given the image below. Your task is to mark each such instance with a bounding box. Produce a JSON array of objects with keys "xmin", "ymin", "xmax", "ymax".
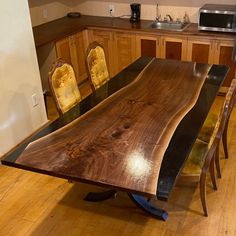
[
  {"xmin": 166, "ymin": 14, "xmax": 173, "ymax": 22},
  {"xmin": 156, "ymin": 4, "xmax": 161, "ymax": 21}
]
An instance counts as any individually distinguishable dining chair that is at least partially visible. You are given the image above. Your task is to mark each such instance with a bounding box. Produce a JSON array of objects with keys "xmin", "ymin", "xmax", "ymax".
[
  {"xmin": 181, "ymin": 79, "xmax": 236, "ymax": 216},
  {"xmin": 198, "ymin": 48, "xmax": 236, "ymax": 160},
  {"xmin": 48, "ymin": 58, "xmax": 82, "ymax": 116},
  {"xmin": 198, "ymin": 79, "xmax": 236, "ymax": 177},
  {"xmin": 86, "ymin": 41, "xmax": 110, "ymax": 91}
]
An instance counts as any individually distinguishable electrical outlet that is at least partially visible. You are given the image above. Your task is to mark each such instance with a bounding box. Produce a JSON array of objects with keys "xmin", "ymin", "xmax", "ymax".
[
  {"xmin": 42, "ymin": 9, "xmax": 48, "ymax": 19},
  {"xmin": 32, "ymin": 93, "xmax": 39, "ymax": 107},
  {"xmin": 108, "ymin": 5, "xmax": 115, "ymax": 15}
]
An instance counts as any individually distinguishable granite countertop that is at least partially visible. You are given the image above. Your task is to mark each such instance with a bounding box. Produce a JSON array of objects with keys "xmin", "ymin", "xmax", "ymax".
[{"xmin": 33, "ymin": 15, "xmax": 236, "ymax": 48}]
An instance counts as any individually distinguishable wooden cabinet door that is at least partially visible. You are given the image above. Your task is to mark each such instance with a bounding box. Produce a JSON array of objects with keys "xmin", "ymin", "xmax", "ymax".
[
  {"xmin": 113, "ymin": 32, "xmax": 136, "ymax": 75},
  {"xmin": 55, "ymin": 37, "xmax": 72, "ymax": 65},
  {"xmin": 56, "ymin": 34, "xmax": 87, "ymax": 84},
  {"xmin": 136, "ymin": 35, "xmax": 161, "ymax": 58},
  {"xmin": 161, "ymin": 37, "xmax": 187, "ymax": 61},
  {"xmin": 187, "ymin": 38, "xmax": 214, "ymax": 64},
  {"xmin": 88, "ymin": 29, "xmax": 114, "ymax": 76},
  {"xmin": 214, "ymin": 40, "xmax": 236, "ymax": 87},
  {"xmin": 70, "ymin": 31, "xmax": 88, "ymax": 84}
]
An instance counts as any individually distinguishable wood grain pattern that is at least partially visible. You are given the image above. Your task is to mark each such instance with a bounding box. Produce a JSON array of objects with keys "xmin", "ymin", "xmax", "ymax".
[{"xmin": 15, "ymin": 59, "xmax": 210, "ymax": 197}]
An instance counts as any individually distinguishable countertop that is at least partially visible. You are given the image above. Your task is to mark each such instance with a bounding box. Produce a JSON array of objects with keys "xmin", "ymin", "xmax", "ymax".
[{"xmin": 33, "ymin": 15, "xmax": 236, "ymax": 48}]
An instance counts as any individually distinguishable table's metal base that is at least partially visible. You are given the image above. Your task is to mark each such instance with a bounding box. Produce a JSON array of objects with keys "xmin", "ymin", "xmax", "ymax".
[
  {"xmin": 128, "ymin": 193, "xmax": 168, "ymax": 221},
  {"xmin": 84, "ymin": 190, "xmax": 168, "ymax": 221},
  {"xmin": 84, "ymin": 190, "xmax": 117, "ymax": 202}
]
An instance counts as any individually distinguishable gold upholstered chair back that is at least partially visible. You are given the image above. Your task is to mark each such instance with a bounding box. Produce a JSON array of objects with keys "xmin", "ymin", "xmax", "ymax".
[
  {"xmin": 48, "ymin": 59, "xmax": 82, "ymax": 115},
  {"xmin": 86, "ymin": 42, "xmax": 110, "ymax": 91}
]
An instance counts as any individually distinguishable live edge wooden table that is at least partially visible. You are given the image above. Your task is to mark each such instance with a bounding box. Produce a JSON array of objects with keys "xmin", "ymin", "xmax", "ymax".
[{"xmin": 1, "ymin": 57, "xmax": 228, "ymax": 221}]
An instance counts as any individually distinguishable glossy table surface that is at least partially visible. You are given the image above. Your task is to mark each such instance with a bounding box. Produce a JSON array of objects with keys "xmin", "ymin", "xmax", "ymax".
[{"xmin": 1, "ymin": 57, "xmax": 228, "ymax": 200}]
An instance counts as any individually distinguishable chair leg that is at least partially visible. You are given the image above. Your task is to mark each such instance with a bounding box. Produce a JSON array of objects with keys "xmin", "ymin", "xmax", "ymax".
[
  {"xmin": 222, "ymin": 119, "xmax": 229, "ymax": 159},
  {"xmin": 215, "ymin": 143, "xmax": 221, "ymax": 178},
  {"xmin": 210, "ymin": 156, "xmax": 218, "ymax": 190},
  {"xmin": 200, "ymin": 171, "xmax": 208, "ymax": 217}
]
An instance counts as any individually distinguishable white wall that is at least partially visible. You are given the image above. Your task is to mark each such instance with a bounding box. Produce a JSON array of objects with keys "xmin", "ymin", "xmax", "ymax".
[
  {"xmin": 0, "ymin": 0, "xmax": 48, "ymax": 157},
  {"xmin": 28, "ymin": 0, "xmax": 73, "ymax": 26}
]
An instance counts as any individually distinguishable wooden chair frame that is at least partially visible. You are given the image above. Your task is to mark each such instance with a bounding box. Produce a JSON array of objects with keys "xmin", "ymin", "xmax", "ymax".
[
  {"xmin": 215, "ymin": 79, "xmax": 236, "ymax": 177},
  {"xmin": 200, "ymin": 79, "xmax": 236, "ymax": 216},
  {"xmin": 85, "ymin": 41, "xmax": 110, "ymax": 91}
]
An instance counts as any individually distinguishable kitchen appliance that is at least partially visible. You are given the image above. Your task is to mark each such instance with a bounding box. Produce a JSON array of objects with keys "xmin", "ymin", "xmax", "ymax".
[
  {"xmin": 198, "ymin": 4, "xmax": 236, "ymax": 33},
  {"xmin": 130, "ymin": 3, "xmax": 141, "ymax": 22}
]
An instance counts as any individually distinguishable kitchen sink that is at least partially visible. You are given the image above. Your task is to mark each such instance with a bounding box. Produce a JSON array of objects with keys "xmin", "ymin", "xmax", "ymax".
[{"xmin": 147, "ymin": 21, "xmax": 190, "ymax": 31}]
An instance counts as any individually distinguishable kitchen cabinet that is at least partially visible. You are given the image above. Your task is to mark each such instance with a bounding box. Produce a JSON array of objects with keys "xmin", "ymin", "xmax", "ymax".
[
  {"xmin": 88, "ymin": 29, "xmax": 114, "ymax": 76},
  {"xmin": 187, "ymin": 38, "xmax": 215, "ymax": 64},
  {"xmin": 160, "ymin": 36, "xmax": 187, "ymax": 61},
  {"xmin": 186, "ymin": 38, "xmax": 235, "ymax": 89},
  {"xmin": 88, "ymin": 29, "xmax": 137, "ymax": 76},
  {"xmin": 55, "ymin": 31, "xmax": 88, "ymax": 84},
  {"xmin": 113, "ymin": 32, "xmax": 137, "ymax": 75},
  {"xmin": 56, "ymin": 37, "xmax": 72, "ymax": 64},
  {"xmin": 55, "ymin": 27, "xmax": 235, "ymax": 90},
  {"xmin": 214, "ymin": 40, "xmax": 236, "ymax": 88},
  {"xmin": 136, "ymin": 34, "xmax": 161, "ymax": 58}
]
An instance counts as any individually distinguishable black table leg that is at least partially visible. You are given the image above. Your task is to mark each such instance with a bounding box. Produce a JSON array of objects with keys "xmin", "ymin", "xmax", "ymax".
[
  {"xmin": 84, "ymin": 190, "xmax": 117, "ymax": 202},
  {"xmin": 128, "ymin": 193, "xmax": 168, "ymax": 221}
]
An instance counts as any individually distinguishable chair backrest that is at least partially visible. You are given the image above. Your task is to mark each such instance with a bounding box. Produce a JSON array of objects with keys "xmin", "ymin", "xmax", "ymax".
[
  {"xmin": 48, "ymin": 59, "xmax": 81, "ymax": 115},
  {"xmin": 86, "ymin": 42, "xmax": 110, "ymax": 91},
  {"xmin": 203, "ymin": 79, "xmax": 236, "ymax": 169}
]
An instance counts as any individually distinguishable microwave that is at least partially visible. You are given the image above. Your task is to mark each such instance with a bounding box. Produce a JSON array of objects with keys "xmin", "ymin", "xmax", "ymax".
[{"xmin": 199, "ymin": 4, "xmax": 236, "ymax": 33}]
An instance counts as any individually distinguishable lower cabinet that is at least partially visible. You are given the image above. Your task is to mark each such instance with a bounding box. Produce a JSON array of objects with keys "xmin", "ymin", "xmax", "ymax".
[
  {"xmin": 214, "ymin": 40, "xmax": 236, "ymax": 87},
  {"xmin": 136, "ymin": 34, "xmax": 161, "ymax": 58},
  {"xmin": 187, "ymin": 38, "xmax": 236, "ymax": 88},
  {"xmin": 187, "ymin": 38, "xmax": 215, "ymax": 64},
  {"xmin": 87, "ymin": 29, "xmax": 114, "ymax": 76},
  {"xmin": 160, "ymin": 36, "xmax": 187, "ymax": 61},
  {"xmin": 55, "ymin": 28, "xmax": 235, "ymax": 89},
  {"xmin": 88, "ymin": 29, "xmax": 137, "ymax": 77},
  {"xmin": 55, "ymin": 31, "xmax": 88, "ymax": 84},
  {"xmin": 113, "ymin": 32, "xmax": 137, "ymax": 75}
]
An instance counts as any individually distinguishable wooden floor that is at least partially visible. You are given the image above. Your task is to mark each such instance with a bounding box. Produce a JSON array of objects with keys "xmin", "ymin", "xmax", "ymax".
[{"xmin": 0, "ymin": 94, "xmax": 236, "ymax": 236}]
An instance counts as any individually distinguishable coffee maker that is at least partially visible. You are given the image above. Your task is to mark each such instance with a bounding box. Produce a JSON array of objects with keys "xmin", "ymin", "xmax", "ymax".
[{"xmin": 130, "ymin": 3, "xmax": 141, "ymax": 22}]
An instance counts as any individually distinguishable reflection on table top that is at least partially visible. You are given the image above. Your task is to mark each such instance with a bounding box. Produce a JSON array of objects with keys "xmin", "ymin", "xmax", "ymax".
[{"xmin": 2, "ymin": 57, "xmax": 228, "ymax": 200}]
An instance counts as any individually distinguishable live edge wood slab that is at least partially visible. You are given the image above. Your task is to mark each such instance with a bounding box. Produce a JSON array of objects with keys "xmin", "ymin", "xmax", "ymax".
[
  {"xmin": 8, "ymin": 58, "xmax": 210, "ymax": 197},
  {"xmin": 2, "ymin": 57, "xmax": 228, "ymax": 202}
]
